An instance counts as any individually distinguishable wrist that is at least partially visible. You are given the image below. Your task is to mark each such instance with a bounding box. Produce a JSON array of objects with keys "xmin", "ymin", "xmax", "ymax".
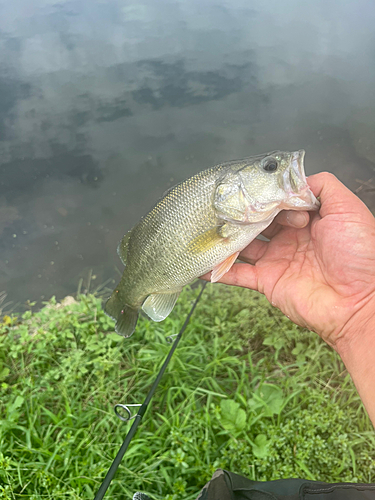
[
  {"xmin": 335, "ymin": 293, "xmax": 375, "ymax": 355},
  {"xmin": 335, "ymin": 296, "xmax": 375, "ymax": 426}
]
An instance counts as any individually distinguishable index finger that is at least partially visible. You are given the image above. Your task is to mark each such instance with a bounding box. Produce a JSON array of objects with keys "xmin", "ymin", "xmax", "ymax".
[
  {"xmin": 200, "ymin": 262, "xmax": 259, "ymax": 290},
  {"xmin": 261, "ymin": 210, "xmax": 310, "ymax": 239}
]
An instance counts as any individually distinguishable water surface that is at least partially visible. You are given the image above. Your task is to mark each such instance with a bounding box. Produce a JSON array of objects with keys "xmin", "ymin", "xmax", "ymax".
[{"xmin": 1, "ymin": 0, "xmax": 374, "ymax": 309}]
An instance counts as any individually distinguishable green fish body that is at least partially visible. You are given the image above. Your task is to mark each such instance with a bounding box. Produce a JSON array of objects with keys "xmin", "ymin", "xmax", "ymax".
[{"xmin": 105, "ymin": 150, "xmax": 319, "ymax": 337}]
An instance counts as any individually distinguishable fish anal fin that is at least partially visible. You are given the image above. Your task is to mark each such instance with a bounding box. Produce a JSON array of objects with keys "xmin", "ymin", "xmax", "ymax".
[
  {"xmin": 142, "ymin": 290, "xmax": 182, "ymax": 322},
  {"xmin": 211, "ymin": 251, "xmax": 240, "ymax": 283}
]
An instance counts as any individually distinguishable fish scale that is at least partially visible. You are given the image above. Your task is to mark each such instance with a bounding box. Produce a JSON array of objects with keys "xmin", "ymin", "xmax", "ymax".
[{"xmin": 105, "ymin": 150, "xmax": 319, "ymax": 337}]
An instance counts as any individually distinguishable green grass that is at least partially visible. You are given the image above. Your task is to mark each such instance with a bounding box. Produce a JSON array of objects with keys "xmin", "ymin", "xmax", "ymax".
[{"xmin": 0, "ymin": 284, "xmax": 374, "ymax": 499}]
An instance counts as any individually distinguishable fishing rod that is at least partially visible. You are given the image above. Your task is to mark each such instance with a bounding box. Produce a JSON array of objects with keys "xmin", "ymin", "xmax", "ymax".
[{"xmin": 93, "ymin": 282, "xmax": 207, "ymax": 500}]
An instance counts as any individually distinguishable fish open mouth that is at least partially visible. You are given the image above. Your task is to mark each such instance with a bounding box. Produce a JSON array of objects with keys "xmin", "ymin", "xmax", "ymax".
[{"xmin": 282, "ymin": 150, "xmax": 320, "ymax": 210}]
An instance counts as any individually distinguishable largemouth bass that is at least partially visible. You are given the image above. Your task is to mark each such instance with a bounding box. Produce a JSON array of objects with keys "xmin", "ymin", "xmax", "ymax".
[{"xmin": 105, "ymin": 150, "xmax": 319, "ymax": 337}]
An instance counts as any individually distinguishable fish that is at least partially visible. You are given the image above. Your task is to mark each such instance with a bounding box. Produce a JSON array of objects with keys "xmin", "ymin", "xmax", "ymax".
[{"xmin": 105, "ymin": 150, "xmax": 319, "ymax": 337}]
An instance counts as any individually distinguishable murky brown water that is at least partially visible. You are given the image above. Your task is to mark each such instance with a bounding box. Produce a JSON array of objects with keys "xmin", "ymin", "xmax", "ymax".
[{"xmin": 1, "ymin": 0, "xmax": 374, "ymax": 311}]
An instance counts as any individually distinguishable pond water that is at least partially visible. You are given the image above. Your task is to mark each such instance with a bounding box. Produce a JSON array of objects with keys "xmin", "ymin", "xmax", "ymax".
[{"xmin": 1, "ymin": 0, "xmax": 374, "ymax": 310}]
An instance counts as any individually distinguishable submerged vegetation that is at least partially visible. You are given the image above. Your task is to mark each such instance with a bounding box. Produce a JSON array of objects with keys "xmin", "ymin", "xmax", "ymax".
[{"xmin": 0, "ymin": 284, "xmax": 374, "ymax": 499}]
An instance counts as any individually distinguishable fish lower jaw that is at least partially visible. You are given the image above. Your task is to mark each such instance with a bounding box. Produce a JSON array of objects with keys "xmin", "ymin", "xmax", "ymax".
[
  {"xmin": 244, "ymin": 204, "xmax": 280, "ymax": 223},
  {"xmin": 281, "ymin": 188, "xmax": 320, "ymax": 211}
]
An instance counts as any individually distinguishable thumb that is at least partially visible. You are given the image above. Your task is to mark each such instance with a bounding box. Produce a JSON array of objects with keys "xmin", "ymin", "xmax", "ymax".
[{"xmin": 307, "ymin": 172, "xmax": 374, "ymax": 222}]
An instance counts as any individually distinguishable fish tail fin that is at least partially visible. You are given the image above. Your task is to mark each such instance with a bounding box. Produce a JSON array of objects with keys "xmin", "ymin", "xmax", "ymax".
[
  {"xmin": 116, "ymin": 306, "xmax": 139, "ymax": 338},
  {"xmin": 104, "ymin": 292, "xmax": 139, "ymax": 338}
]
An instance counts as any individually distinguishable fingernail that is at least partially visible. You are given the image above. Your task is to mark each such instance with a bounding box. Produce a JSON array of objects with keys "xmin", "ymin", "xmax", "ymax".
[{"xmin": 287, "ymin": 212, "xmax": 308, "ymax": 228}]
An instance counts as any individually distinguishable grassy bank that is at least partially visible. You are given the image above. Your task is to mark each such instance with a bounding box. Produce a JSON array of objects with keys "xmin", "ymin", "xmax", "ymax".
[{"xmin": 0, "ymin": 284, "xmax": 373, "ymax": 499}]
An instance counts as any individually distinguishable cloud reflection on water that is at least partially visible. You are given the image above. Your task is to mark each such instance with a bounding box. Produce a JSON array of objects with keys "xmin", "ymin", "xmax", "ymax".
[{"xmin": 0, "ymin": 0, "xmax": 374, "ymax": 308}]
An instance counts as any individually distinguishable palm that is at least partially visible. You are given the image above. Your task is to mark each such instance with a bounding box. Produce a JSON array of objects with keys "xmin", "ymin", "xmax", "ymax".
[
  {"xmin": 214, "ymin": 173, "xmax": 375, "ymax": 348},
  {"xmin": 252, "ymin": 215, "xmax": 373, "ymax": 345}
]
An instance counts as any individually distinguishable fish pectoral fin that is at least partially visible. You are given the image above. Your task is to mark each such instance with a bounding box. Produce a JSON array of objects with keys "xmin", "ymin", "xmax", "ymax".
[
  {"xmin": 188, "ymin": 226, "xmax": 226, "ymax": 255},
  {"xmin": 211, "ymin": 251, "xmax": 240, "ymax": 283},
  {"xmin": 142, "ymin": 290, "xmax": 182, "ymax": 322}
]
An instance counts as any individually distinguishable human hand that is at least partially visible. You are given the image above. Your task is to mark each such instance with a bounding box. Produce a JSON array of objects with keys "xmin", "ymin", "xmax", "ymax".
[{"xmin": 204, "ymin": 172, "xmax": 375, "ymax": 351}]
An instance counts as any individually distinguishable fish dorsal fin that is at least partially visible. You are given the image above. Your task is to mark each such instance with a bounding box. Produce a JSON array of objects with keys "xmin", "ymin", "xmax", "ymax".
[
  {"xmin": 211, "ymin": 251, "xmax": 240, "ymax": 283},
  {"xmin": 117, "ymin": 230, "xmax": 132, "ymax": 265},
  {"xmin": 142, "ymin": 290, "xmax": 182, "ymax": 322}
]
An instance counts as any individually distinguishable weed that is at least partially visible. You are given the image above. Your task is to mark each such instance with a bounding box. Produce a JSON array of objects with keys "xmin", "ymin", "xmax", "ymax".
[{"xmin": 0, "ymin": 285, "xmax": 373, "ymax": 498}]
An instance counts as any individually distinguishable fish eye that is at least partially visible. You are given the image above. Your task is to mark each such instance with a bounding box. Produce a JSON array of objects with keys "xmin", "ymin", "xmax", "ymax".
[{"xmin": 261, "ymin": 158, "xmax": 278, "ymax": 173}]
